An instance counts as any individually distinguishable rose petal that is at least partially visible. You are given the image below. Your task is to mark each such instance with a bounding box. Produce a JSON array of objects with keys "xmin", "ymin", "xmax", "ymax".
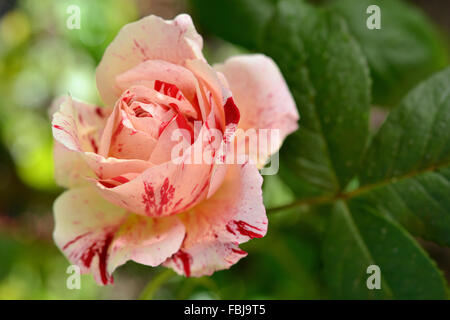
[
  {"xmin": 96, "ymin": 95, "xmax": 158, "ymax": 160},
  {"xmin": 116, "ymin": 60, "xmax": 199, "ymax": 109},
  {"xmin": 186, "ymin": 59, "xmax": 228, "ymax": 126},
  {"xmin": 164, "ymin": 161, "xmax": 267, "ymax": 277},
  {"xmin": 53, "ymin": 187, "xmax": 185, "ymax": 285},
  {"xmin": 93, "ymin": 112, "xmax": 223, "ymax": 217},
  {"xmin": 53, "ymin": 142, "xmax": 95, "ymax": 188},
  {"xmin": 108, "ymin": 109, "xmax": 158, "ymax": 160},
  {"xmin": 96, "ymin": 14, "xmax": 204, "ymax": 106},
  {"xmin": 83, "ymin": 153, "xmax": 152, "ymax": 180},
  {"xmin": 52, "ymin": 96, "xmax": 111, "ymax": 187},
  {"xmin": 107, "ymin": 213, "xmax": 185, "ymax": 274},
  {"xmin": 149, "ymin": 112, "xmax": 192, "ymax": 165},
  {"xmin": 215, "ymin": 54, "xmax": 299, "ymax": 166}
]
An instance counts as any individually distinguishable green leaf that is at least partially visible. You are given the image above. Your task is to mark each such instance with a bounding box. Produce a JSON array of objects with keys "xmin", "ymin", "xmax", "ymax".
[
  {"xmin": 191, "ymin": 0, "xmax": 371, "ymax": 196},
  {"xmin": 190, "ymin": 0, "xmax": 277, "ymax": 50},
  {"xmin": 269, "ymin": 1, "xmax": 371, "ymax": 196},
  {"xmin": 353, "ymin": 168, "xmax": 450, "ymax": 247},
  {"xmin": 323, "ymin": 68, "xmax": 450, "ymax": 298},
  {"xmin": 329, "ymin": 0, "xmax": 448, "ymax": 106},
  {"xmin": 323, "ymin": 201, "xmax": 447, "ymax": 299},
  {"xmin": 190, "ymin": 0, "xmax": 450, "ymax": 299},
  {"xmin": 361, "ymin": 67, "xmax": 450, "ymax": 184},
  {"xmin": 350, "ymin": 67, "xmax": 450, "ymax": 245}
]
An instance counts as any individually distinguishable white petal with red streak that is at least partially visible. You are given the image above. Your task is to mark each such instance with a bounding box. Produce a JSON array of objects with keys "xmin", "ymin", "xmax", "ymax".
[
  {"xmin": 53, "ymin": 142, "xmax": 96, "ymax": 188},
  {"xmin": 108, "ymin": 214, "xmax": 185, "ymax": 273},
  {"xmin": 164, "ymin": 161, "xmax": 267, "ymax": 277},
  {"xmin": 52, "ymin": 96, "xmax": 111, "ymax": 187},
  {"xmin": 215, "ymin": 54, "xmax": 299, "ymax": 166},
  {"xmin": 53, "ymin": 187, "xmax": 185, "ymax": 285}
]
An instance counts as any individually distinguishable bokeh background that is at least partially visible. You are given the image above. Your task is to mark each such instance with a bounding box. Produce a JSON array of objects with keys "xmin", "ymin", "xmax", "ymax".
[{"xmin": 0, "ymin": 0, "xmax": 449, "ymax": 299}]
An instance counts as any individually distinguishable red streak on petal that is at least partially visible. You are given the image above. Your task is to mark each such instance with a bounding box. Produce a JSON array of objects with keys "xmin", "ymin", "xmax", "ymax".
[
  {"xmin": 173, "ymin": 250, "xmax": 192, "ymax": 277},
  {"xmin": 154, "ymin": 178, "xmax": 176, "ymax": 215},
  {"xmin": 226, "ymin": 225, "xmax": 236, "ymax": 235},
  {"xmin": 53, "ymin": 124, "xmax": 72, "ymax": 137},
  {"xmin": 191, "ymin": 93, "xmax": 202, "ymax": 120},
  {"xmin": 158, "ymin": 115, "xmax": 176, "ymax": 137},
  {"xmin": 53, "ymin": 125, "xmax": 63, "ymax": 130},
  {"xmin": 133, "ymin": 39, "xmax": 148, "ymax": 58},
  {"xmin": 154, "ymin": 80, "xmax": 183, "ymax": 100},
  {"xmin": 231, "ymin": 248, "xmax": 247, "ymax": 255},
  {"xmin": 154, "ymin": 79, "xmax": 163, "ymax": 92},
  {"xmin": 62, "ymin": 232, "xmax": 91, "ymax": 250},
  {"xmin": 133, "ymin": 106, "xmax": 151, "ymax": 117},
  {"xmin": 142, "ymin": 181, "xmax": 156, "ymax": 215},
  {"xmin": 111, "ymin": 176, "xmax": 129, "ymax": 184},
  {"xmin": 141, "ymin": 179, "xmax": 175, "ymax": 216},
  {"xmin": 231, "ymin": 220, "xmax": 263, "ymax": 239},
  {"xmin": 173, "ymin": 113, "xmax": 194, "ymax": 144},
  {"xmin": 95, "ymin": 107, "xmax": 104, "ymax": 118},
  {"xmin": 179, "ymin": 180, "xmax": 209, "ymax": 212},
  {"xmin": 90, "ymin": 138, "xmax": 99, "ymax": 153},
  {"xmin": 224, "ymin": 97, "xmax": 240, "ymax": 126},
  {"xmin": 174, "ymin": 198, "xmax": 183, "ymax": 208},
  {"xmin": 97, "ymin": 233, "xmax": 114, "ymax": 285},
  {"xmin": 122, "ymin": 96, "xmax": 132, "ymax": 105},
  {"xmin": 160, "ymin": 178, "xmax": 175, "ymax": 208},
  {"xmin": 98, "ymin": 181, "xmax": 116, "ymax": 188},
  {"xmin": 168, "ymin": 102, "xmax": 180, "ymax": 112},
  {"xmin": 113, "ymin": 122, "xmax": 124, "ymax": 138},
  {"xmin": 63, "ymin": 232, "xmax": 114, "ymax": 285}
]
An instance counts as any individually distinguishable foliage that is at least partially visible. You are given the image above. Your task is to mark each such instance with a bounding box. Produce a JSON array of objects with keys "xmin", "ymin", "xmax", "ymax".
[
  {"xmin": 191, "ymin": 0, "xmax": 450, "ymax": 299},
  {"xmin": 0, "ymin": 0, "xmax": 449, "ymax": 299}
]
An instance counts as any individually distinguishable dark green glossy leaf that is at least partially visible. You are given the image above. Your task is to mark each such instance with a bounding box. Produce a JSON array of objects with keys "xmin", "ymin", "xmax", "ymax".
[
  {"xmin": 361, "ymin": 67, "xmax": 450, "ymax": 184},
  {"xmin": 191, "ymin": 0, "xmax": 371, "ymax": 196},
  {"xmin": 323, "ymin": 201, "xmax": 447, "ymax": 299},
  {"xmin": 330, "ymin": 0, "xmax": 448, "ymax": 106},
  {"xmin": 352, "ymin": 67, "xmax": 450, "ymax": 246},
  {"xmin": 190, "ymin": 0, "xmax": 450, "ymax": 299}
]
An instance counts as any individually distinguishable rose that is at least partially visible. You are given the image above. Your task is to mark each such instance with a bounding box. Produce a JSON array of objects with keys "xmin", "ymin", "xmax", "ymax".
[{"xmin": 52, "ymin": 14, "xmax": 298, "ymax": 285}]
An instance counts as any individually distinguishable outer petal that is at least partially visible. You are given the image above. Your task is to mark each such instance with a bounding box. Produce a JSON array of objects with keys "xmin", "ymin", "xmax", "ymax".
[
  {"xmin": 53, "ymin": 142, "xmax": 95, "ymax": 188},
  {"xmin": 164, "ymin": 161, "xmax": 267, "ymax": 277},
  {"xmin": 53, "ymin": 187, "xmax": 185, "ymax": 285},
  {"xmin": 96, "ymin": 14, "xmax": 204, "ymax": 106},
  {"xmin": 215, "ymin": 54, "xmax": 299, "ymax": 166},
  {"xmin": 52, "ymin": 96, "xmax": 111, "ymax": 188}
]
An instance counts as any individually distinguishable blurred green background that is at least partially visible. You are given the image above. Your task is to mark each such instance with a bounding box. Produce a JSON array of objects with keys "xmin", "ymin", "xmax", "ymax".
[{"xmin": 0, "ymin": 0, "xmax": 449, "ymax": 299}]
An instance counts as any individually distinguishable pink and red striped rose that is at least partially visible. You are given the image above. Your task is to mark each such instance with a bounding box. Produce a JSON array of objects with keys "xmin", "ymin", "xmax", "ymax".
[{"xmin": 51, "ymin": 14, "xmax": 298, "ymax": 285}]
